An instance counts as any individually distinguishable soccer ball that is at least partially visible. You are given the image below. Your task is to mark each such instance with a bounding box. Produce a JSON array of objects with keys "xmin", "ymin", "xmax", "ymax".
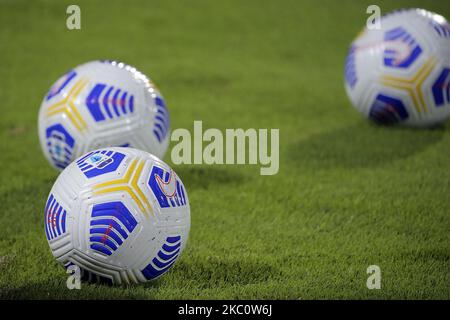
[
  {"xmin": 344, "ymin": 9, "xmax": 450, "ymax": 127},
  {"xmin": 38, "ymin": 60, "xmax": 170, "ymax": 170},
  {"xmin": 44, "ymin": 147, "xmax": 190, "ymax": 285}
]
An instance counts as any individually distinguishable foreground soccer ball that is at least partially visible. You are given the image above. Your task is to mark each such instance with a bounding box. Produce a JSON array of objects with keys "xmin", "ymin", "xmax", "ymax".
[
  {"xmin": 38, "ymin": 60, "xmax": 170, "ymax": 170},
  {"xmin": 44, "ymin": 147, "xmax": 190, "ymax": 285},
  {"xmin": 344, "ymin": 9, "xmax": 450, "ymax": 127}
]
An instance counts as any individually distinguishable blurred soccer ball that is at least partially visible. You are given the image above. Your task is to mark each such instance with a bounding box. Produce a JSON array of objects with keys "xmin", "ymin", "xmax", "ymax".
[
  {"xmin": 44, "ymin": 147, "xmax": 190, "ymax": 285},
  {"xmin": 344, "ymin": 9, "xmax": 450, "ymax": 127},
  {"xmin": 38, "ymin": 60, "xmax": 170, "ymax": 170}
]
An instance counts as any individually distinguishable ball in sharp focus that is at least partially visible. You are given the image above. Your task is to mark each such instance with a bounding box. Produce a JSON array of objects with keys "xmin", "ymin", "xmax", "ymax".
[
  {"xmin": 344, "ymin": 8, "xmax": 450, "ymax": 127},
  {"xmin": 38, "ymin": 60, "xmax": 170, "ymax": 170},
  {"xmin": 44, "ymin": 147, "xmax": 190, "ymax": 284}
]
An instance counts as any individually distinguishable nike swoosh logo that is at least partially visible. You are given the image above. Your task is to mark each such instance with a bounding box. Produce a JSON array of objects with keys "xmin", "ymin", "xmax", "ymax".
[{"xmin": 155, "ymin": 170, "xmax": 177, "ymax": 197}]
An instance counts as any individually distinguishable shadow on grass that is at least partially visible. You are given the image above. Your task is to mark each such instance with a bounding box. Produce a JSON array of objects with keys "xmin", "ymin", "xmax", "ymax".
[
  {"xmin": 0, "ymin": 279, "xmax": 157, "ymax": 299},
  {"xmin": 174, "ymin": 256, "xmax": 280, "ymax": 290},
  {"xmin": 288, "ymin": 122, "xmax": 446, "ymax": 169},
  {"xmin": 0, "ymin": 267, "xmax": 166, "ymax": 299},
  {"xmin": 174, "ymin": 166, "xmax": 246, "ymax": 190},
  {"xmin": 0, "ymin": 256, "xmax": 279, "ymax": 299}
]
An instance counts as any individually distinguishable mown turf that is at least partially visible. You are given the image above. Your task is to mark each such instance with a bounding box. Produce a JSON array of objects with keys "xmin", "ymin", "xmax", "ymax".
[{"xmin": 0, "ymin": 0, "xmax": 449, "ymax": 299}]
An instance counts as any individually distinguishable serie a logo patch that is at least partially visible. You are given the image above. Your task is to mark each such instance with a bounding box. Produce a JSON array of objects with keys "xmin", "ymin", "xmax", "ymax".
[{"xmin": 76, "ymin": 150, "xmax": 125, "ymax": 178}]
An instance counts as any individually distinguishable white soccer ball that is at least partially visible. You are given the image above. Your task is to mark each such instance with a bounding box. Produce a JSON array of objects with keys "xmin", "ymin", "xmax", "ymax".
[
  {"xmin": 344, "ymin": 8, "xmax": 450, "ymax": 127},
  {"xmin": 44, "ymin": 147, "xmax": 190, "ymax": 285},
  {"xmin": 38, "ymin": 60, "xmax": 170, "ymax": 170}
]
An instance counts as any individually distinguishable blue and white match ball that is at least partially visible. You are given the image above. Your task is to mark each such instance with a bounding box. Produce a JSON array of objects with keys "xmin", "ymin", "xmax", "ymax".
[
  {"xmin": 44, "ymin": 147, "xmax": 190, "ymax": 284},
  {"xmin": 344, "ymin": 9, "xmax": 450, "ymax": 127},
  {"xmin": 38, "ymin": 60, "xmax": 170, "ymax": 170}
]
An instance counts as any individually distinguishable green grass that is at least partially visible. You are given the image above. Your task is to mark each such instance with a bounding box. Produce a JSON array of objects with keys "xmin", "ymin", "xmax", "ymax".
[{"xmin": 0, "ymin": 0, "xmax": 449, "ymax": 299}]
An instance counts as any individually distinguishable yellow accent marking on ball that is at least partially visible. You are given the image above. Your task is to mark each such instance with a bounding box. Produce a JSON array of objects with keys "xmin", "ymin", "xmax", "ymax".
[
  {"xmin": 92, "ymin": 158, "xmax": 153, "ymax": 217},
  {"xmin": 381, "ymin": 58, "xmax": 436, "ymax": 114},
  {"xmin": 46, "ymin": 78, "xmax": 89, "ymax": 131}
]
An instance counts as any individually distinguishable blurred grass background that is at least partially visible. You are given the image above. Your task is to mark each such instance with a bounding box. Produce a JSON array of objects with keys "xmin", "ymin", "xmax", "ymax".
[{"xmin": 0, "ymin": 0, "xmax": 449, "ymax": 299}]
